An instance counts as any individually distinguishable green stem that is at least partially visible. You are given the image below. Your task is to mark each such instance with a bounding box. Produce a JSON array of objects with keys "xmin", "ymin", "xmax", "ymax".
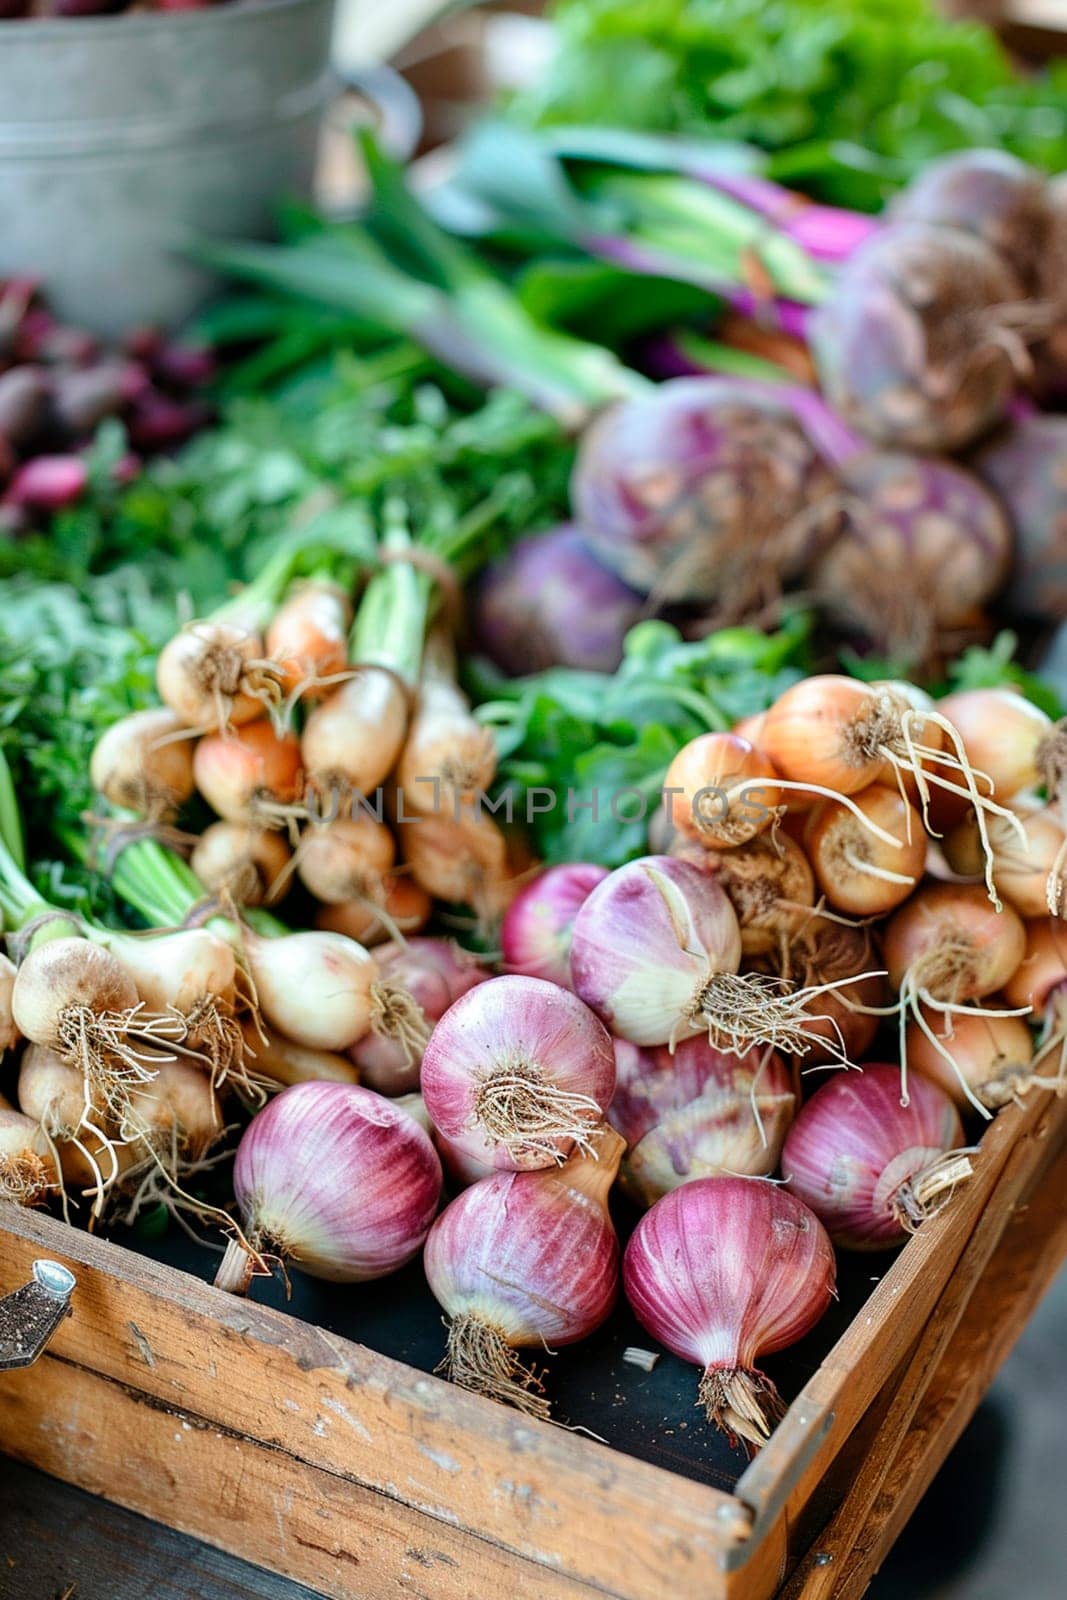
[
  {"xmin": 0, "ymin": 749, "xmax": 26, "ymax": 873},
  {"xmin": 350, "ymin": 501, "xmax": 429, "ymax": 688}
]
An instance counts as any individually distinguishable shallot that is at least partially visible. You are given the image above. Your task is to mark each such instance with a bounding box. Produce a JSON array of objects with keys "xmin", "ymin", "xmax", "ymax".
[
  {"xmin": 215, "ymin": 1082, "xmax": 442, "ymax": 1293},
  {"xmin": 782, "ymin": 1065, "xmax": 971, "ymax": 1249},
  {"xmin": 424, "ymin": 1129, "xmax": 623, "ymax": 1417},
  {"xmin": 623, "ymin": 1177, "xmax": 834, "ymax": 1447}
]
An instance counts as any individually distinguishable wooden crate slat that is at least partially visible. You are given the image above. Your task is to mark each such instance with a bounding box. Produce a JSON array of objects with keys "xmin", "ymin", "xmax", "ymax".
[
  {"xmin": 0, "ymin": 1203, "xmax": 749, "ymax": 1600},
  {"xmin": 732, "ymin": 1087, "xmax": 1056, "ymax": 1551},
  {"xmin": 831, "ymin": 1130, "xmax": 1067, "ymax": 1600},
  {"xmin": 777, "ymin": 1082, "xmax": 1067, "ymax": 1599},
  {"xmin": 0, "ymin": 1354, "xmax": 610, "ymax": 1600}
]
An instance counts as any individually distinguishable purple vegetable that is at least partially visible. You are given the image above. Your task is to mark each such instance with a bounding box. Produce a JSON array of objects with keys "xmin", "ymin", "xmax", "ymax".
[
  {"xmin": 6, "ymin": 454, "xmax": 88, "ymax": 512},
  {"xmin": 890, "ymin": 150, "xmax": 1050, "ymax": 292},
  {"xmin": 52, "ymin": 361, "xmax": 147, "ymax": 438},
  {"xmin": 474, "ymin": 523, "xmax": 643, "ymax": 674},
  {"xmin": 811, "ymin": 223, "xmax": 1032, "ymax": 454},
  {"xmin": 780, "ymin": 384, "xmax": 1014, "ymax": 667},
  {"xmin": 46, "ymin": 0, "xmax": 127, "ymax": 15},
  {"xmin": 0, "ymin": 367, "xmax": 54, "ymax": 450},
  {"xmin": 969, "ymin": 414, "xmax": 1067, "ymax": 621},
  {"xmin": 571, "ymin": 376, "xmax": 839, "ymax": 607},
  {"xmin": 127, "ymin": 390, "xmax": 213, "ymax": 453},
  {"xmin": 151, "ymin": 341, "xmax": 217, "ymax": 390},
  {"xmin": 704, "ymin": 171, "xmax": 878, "ymax": 263}
]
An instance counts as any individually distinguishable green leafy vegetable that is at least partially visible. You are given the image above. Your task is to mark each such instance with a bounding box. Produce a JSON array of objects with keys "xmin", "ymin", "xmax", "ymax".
[
  {"xmin": 471, "ymin": 616, "xmax": 812, "ymax": 865},
  {"xmin": 517, "ymin": 0, "xmax": 1067, "ymax": 208}
]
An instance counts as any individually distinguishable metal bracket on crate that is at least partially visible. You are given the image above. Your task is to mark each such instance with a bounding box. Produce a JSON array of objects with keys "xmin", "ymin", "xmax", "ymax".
[
  {"xmin": 0, "ymin": 1259, "xmax": 76, "ymax": 1371},
  {"xmin": 720, "ymin": 1404, "xmax": 837, "ymax": 1572}
]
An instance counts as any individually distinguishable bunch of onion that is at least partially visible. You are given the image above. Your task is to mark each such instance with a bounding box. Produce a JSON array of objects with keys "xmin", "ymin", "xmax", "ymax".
[
  {"xmin": 570, "ymin": 856, "xmax": 881, "ymax": 1062},
  {"xmin": 424, "ymin": 1127, "xmax": 623, "ymax": 1418},
  {"xmin": 943, "ymin": 799, "xmax": 1067, "ymax": 920},
  {"xmin": 669, "ymin": 829, "xmax": 815, "ymax": 965},
  {"xmin": 1003, "ymin": 919, "xmax": 1067, "ymax": 1088},
  {"xmin": 215, "ymin": 1081, "xmax": 442, "ymax": 1294},
  {"xmin": 782, "ymin": 1065, "xmax": 973, "ymax": 1248},
  {"xmin": 570, "ymin": 376, "xmax": 839, "ymax": 609},
  {"xmin": 349, "ymin": 937, "xmax": 488, "ymax": 1096},
  {"xmin": 884, "ymin": 884, "xmax": 1028, "ymax": 1116},
  {"xmin": 662, "ymin": 729, "xmax": 923, "ymax": 891},
  {"xmin": 810, "ymin": 222, "xmax": 1038, "ymax": 454},
  {"xmin": 421, "ymin": 975, "xmax": 616, "ymax": 1170},
  {"xmin": 907, "ymin": 1008, "xmax": 1036, "ymax": 1112},
  {"xmin": 623, "ymin": 1176, "xmax": 835, "ymax": 1448},
  {"xmin": 500, "ymin": 863, "xmax": 608, "ymax": 987},
  {"xmin": 608, "ymin": 1037, "xmax": 794, "ymax": 1205},
  {"xmin": 98, "ymin": 827, "xmax": 390, "ymax": 1060},
  {"xmin": 154, "ymin": 532, "xmax": 366, "ymax": 737},
  {"xmin": 759, "ymin": 675, "xmax": 1027, "ymax": 905}
]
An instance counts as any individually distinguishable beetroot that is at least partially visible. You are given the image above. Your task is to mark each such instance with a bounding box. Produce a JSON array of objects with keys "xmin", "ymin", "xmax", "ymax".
[
  {"xmin": 570, "ymin": 377, "xmax": 839, "ymax": 608},
  {"xmin": 969, "ymin": 414, "xmax": 1067, "ymax": 621},
  {"xmin": 810, "ymin": 223, "xmax": 1032, "ymax": 454},
  {"xmin": 891, "ymin": 150, "xmax": 1050, "ymax": 293},
  {"xmin": 474, "ymin": 523, "xmax": 643, "ymax": 675}
]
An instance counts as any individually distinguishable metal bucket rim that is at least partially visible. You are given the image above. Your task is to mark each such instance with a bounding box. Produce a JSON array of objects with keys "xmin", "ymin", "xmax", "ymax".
[{"xmin": 1, "ymin": 0, "xmax": 329, "ymax": 44}]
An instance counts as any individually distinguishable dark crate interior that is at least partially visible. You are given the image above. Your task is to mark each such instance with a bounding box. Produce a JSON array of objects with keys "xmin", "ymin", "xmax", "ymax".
[{"xmin": 124, "ymin": 1186, "xmax": 898, "ymax": 1498}]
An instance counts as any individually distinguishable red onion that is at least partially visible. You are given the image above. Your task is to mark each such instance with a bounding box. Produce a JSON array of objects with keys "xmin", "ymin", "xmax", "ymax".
[
  {"xmin": 500, "ymin": 863, "xmax": 609, "ymax": 988},
  {"xmin": 424, "ymin": 1129, "xmax": 623, "ymax": 1417},
  {"xmin": 609, "ymin": 1037, "xmax": 794, "ymax": 1205},
  {"xmin": 350, "ymin": 938, "xmax": 488, "ymax": 1097},
  {"xmin": 623, "ymin": 1177, "xmax": 835, "ymax": 1447},
  {"xmin": 421, "ymin": 975, "xmax": 616, "ymax": 1170},
  {"xmin": 781, "ymin": 1065, "xmax": 970, "ymax": 1251},
  {"xmin": 214, "ymin": 1082, "xmax": 442, "ymax": 1293},
  {"xmin": 474, "ymin": 524, "xmax": 643, "ymax": 675},
  {"xmin": 570, "ymin": 855, "xmax": 844, "ymax": 1060},
  {"xmin": 570, "ymin": 377, "xmax": 838, "ymax": 606}
]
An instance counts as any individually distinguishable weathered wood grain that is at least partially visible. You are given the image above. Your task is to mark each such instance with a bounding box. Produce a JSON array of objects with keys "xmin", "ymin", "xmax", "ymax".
[
  {"xmin": 831, "ymin": 1129, "xmax": 1067, "ymax": 1600},
  {"xmin": 0, "ymin": 1354, "xmax": 606, "ymax": 1600},
  {"xmin": 0, "ymin": 1455, "xmax": 318, "ymax": 1600},
  {"xmin": 733, "ymin": 1086, "xmax": 1066, "ymax": 1562},
  {"xmin": 0, "ymin": 1204, "xmax": 750, "ymax": 1600},
  {"xmin": 777, "ymin": 1082, "xmax": 1067, "ymax": 1599}
]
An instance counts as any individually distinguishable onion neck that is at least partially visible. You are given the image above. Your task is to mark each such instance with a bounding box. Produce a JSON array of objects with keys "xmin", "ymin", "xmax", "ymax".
[
  {"xmin": 214, "ymin": 1235, "xmax": 257, "ymax": 1296},
  {"xmin": 552, "ymin": 1126, "xmax": 626, "ymax": 1209}
]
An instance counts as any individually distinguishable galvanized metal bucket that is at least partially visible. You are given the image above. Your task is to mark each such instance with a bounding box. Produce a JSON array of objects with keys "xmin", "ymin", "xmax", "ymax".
[{"xmin": 0, "ymin": 0, "xmax": 336, "ymax": 336}]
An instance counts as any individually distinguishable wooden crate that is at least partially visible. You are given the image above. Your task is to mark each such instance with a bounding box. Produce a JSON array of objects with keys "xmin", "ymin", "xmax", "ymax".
[{"xmin": 2, "ymin": 1079, "xmax": 1066, "ymax": 1600}]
